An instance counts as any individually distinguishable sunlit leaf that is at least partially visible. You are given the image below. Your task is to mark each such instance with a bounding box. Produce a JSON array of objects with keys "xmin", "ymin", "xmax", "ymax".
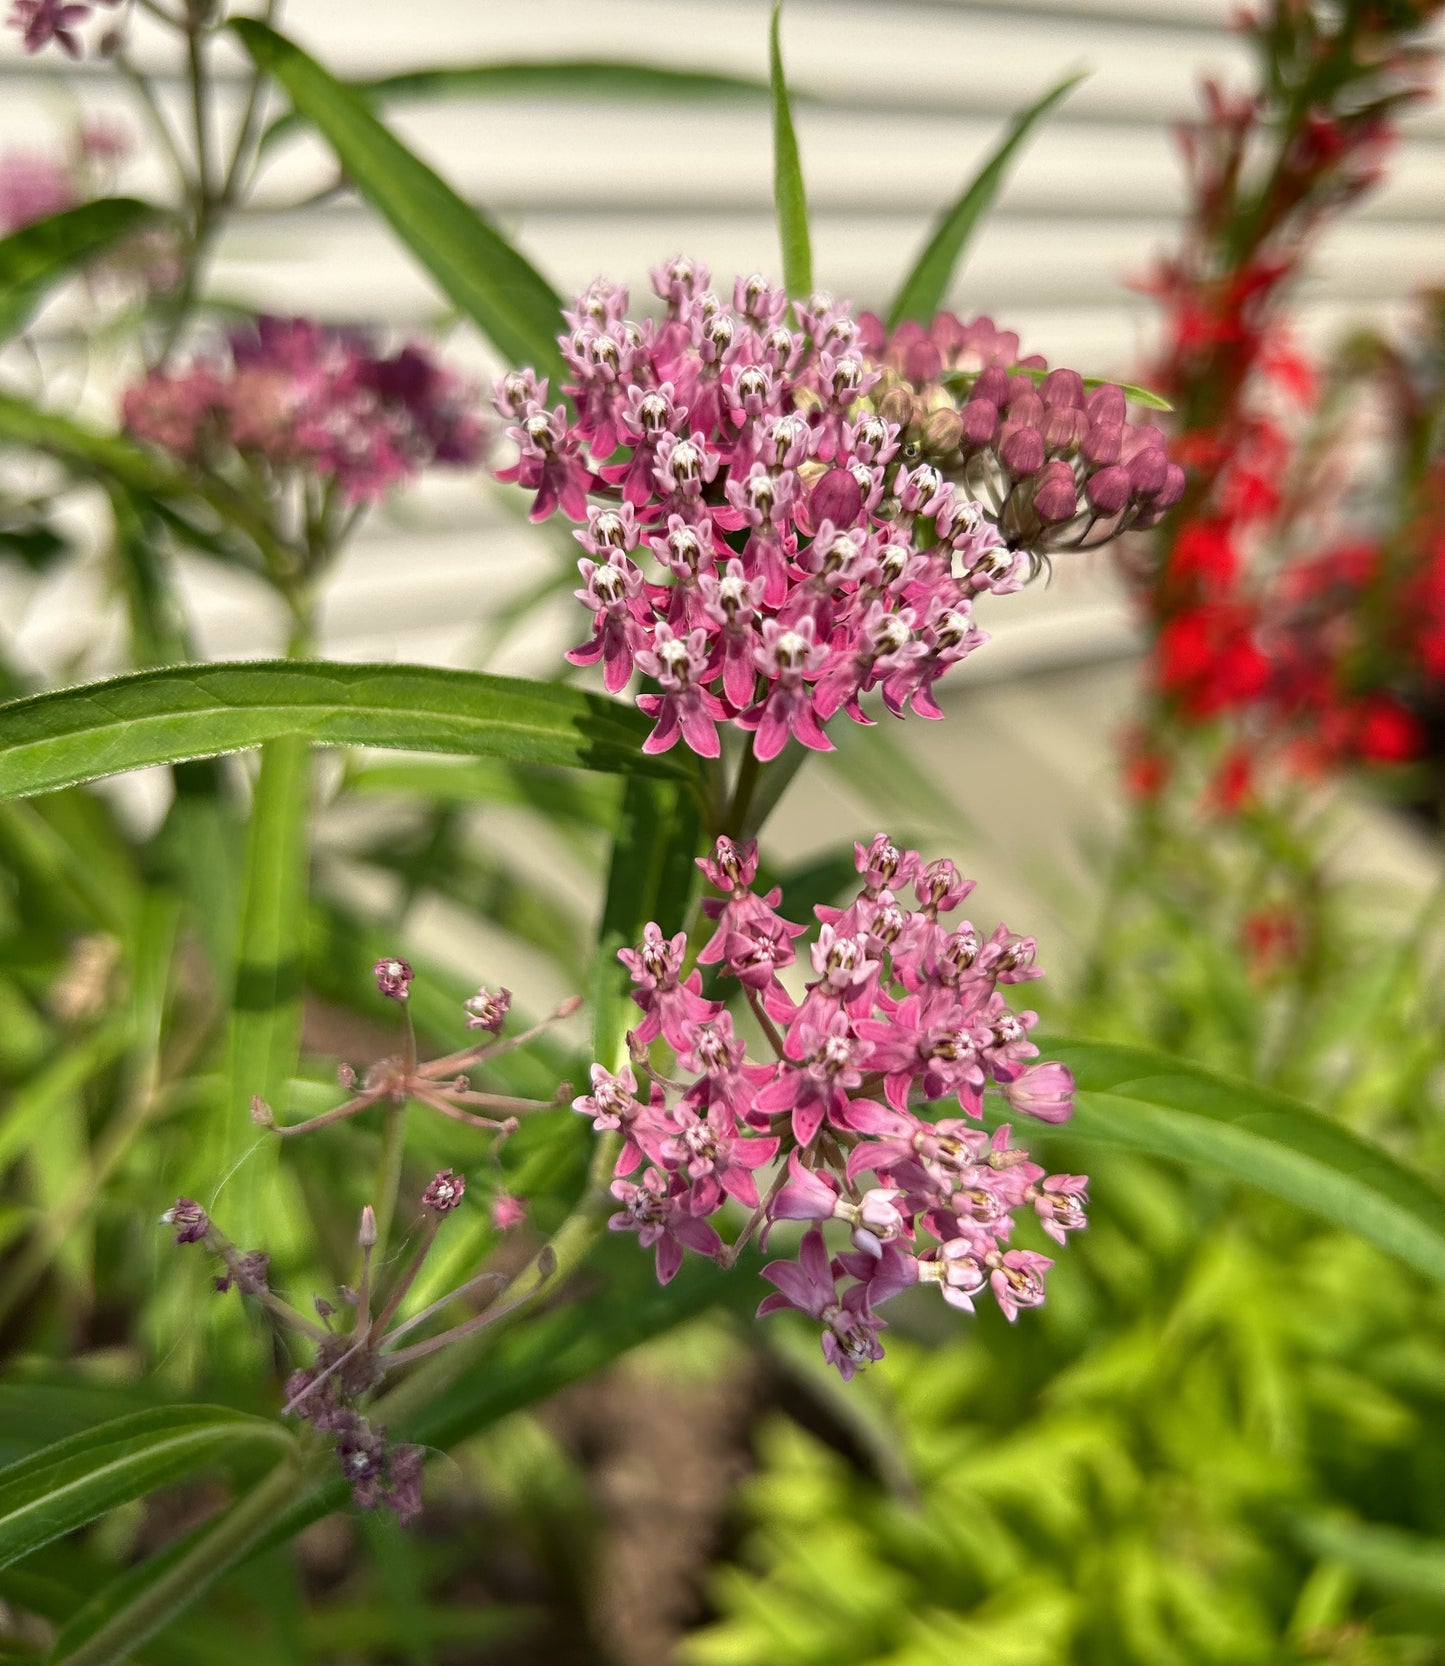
[
  {"xmin": 1045, "ymin": 1037, "xmax": 1445, "ymax": 1282},
  {"xmin": 260, "ymin": 59, "xmax": 771, "ymax": 155},
  {"xmin": 769, "ymin": 2, "xmax": 812, "ymax": 300},
  {"xmin": 233, "ymin": 19, "xmax": 565, "ymax": 381},
  {"xmin": 0, "ymin": 1407, "xmax": 290, "ymax": 1572},
  {"xmin": 0, "ymin": 198, "xmax": 161, "ymax": 342},
  {"xmin": 0, "ymin": 661, "xmax": 703, "ymax": 800},
  {"xmin": 887, "ymin": 72, "xmax": 1085, "ymax": 327}
]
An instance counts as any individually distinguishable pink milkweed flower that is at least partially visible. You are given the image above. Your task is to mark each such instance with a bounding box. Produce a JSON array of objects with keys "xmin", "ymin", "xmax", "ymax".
[
  {"xmin": 490, "ymin": 1191, "xmax": 528, "ymax": 1232},
  {"xmin": 635, "ymin": 623, "xmax": 728, "ymax": 757},
  {"xmin": 1001, "ymin": 1060, "xmax": 1075, "ymax": 1124},
  {"xmin": 758, "ymin": 1228, "xmax": 886, "ymax": 1380},
  {"xmin": 740, "ymin": 617, "xmax": 832, "ymax": 760},
  {"xmin": 990, "ymin": 1248, "xmax": 1053, "ymax": 1322},
  {"xmin": 1030, "ymin": 1174, "xmax": 1088, "ymax": 1244},
  {"xmin": 566, "ymin": 552, "xmax": 651, "ymax": 694},
  {"xmin": 8, "ymin": 0, "xmax": 92, "ymax": 57},
  {"xmin": 754, "ymin": 1010, "xmax": 873, "ymax": 1147},
  {"xmin": 618, "ymin": 923, "xmax": 715, "ymax": 1048},
  {"xmin": 0, "ymin": 149, "xmax": 76, "ymax": 232},
  {"xmin": 609, "ymin": 1169, "xmax": 723, "ymax": 1285},
  {"xmin": 647, "ymin": 1102, "xmax": 778, "ymax": 1214}
]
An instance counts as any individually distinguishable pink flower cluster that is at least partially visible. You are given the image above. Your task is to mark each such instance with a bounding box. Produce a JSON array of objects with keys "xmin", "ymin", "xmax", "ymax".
[
  {"xmin": 0, "ymin": 149, "xmax": 76, "ymax": 235},
  {"xmin": 123, "ymin": 316, "xmax": 484, "ymax": 505},
  {"xmin": 496, "ymin": 263, "xmax": 1048, "ymax": 761},
  {"xmin": 7, "ymin": 0, "xmax": 120, "ymax": 58},
  {"xmin": 576, "ymin": 833, "xmax": 1087, "ymax": 1379}
]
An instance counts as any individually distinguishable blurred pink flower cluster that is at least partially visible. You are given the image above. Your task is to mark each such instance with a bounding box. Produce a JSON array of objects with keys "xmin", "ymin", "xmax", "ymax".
[
  {"xmin": 123, "ymin": 316, "xmax": 484, "ymax": 504},
  {"xmin": 497, "ymin": 265, "xmax": 1065, "ymax": 761},
  {"xmin": 578, "ymin": 832, "xmax": 1086, "ymax": 1378}
]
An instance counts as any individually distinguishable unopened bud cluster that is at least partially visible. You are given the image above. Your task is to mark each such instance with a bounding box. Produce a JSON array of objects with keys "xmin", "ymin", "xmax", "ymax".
[
  {"xmin": 496, "ymin": 262, "xmax": 1179, "ymax": 762},
  {"xmin": 577, "ymin": 834, "xmax": 1087, "ymax": 1378},
  {"xmin": 858, "ymin": 310, "xmax": 1185, "ymax": 555}
]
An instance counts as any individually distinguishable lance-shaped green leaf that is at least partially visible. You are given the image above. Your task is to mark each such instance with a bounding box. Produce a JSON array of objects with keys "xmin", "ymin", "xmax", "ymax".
[
  {"xmin": 769, "ymin": 1, "xmax": 812, "ymax": 299},
  {"xmin": 888, "ymin": 70, "xmax": 1085, "ymax": 327},
  {"xmin": 232, "ymin": 19, "xmax": 564, "ymax": 381},
  {"xmin": 0, "ymin": 391, "xmax": 292, "ymax": 570},
  {"xmin": 219, "ymin": 736, "xmax": 309, "ymax": 1241},
  {"xmin": 1043, "ymin": 1037, "xmax": 1445, "ymax": 1283},
  {"xmin": 0, "ymin": 1407, "xmax": 290, "ymax": 1572},
  {"xmin": 592, "ymin": 775, "xmax": 702, "ymax": 1071},
  {"xmin": 0, "ymin": 198, "xmax": 162, "ymax": 342},
  {"xmin": 0, "ymin": 661, "xmax": 703, "ymax": 800},
  {"xmin": 260, "ymin": 58, "xmax": 771, "ymax": 155},
  {"xmin": 940, "ymin": 363, "xmax": 1173, "ymax": 412}
]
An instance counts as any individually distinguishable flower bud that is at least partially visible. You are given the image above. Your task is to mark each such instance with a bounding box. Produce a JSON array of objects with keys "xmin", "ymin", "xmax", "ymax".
[
  {"xmin": 809, "ymin": 466, "xmax": 864, "ymax": 528},
  {"xmin": 1041, "ymin": 407, "xmax": 1088, "ymax": 453},
  {"xmin": 1127, "ymin": 446, "xmax": 1168, "ymax": 495},
  {"xmin": 877, "ymin": 386, "xmax": 915, "ymax": 428},
  {"xmin": 959, "ymin": 398, "xmax": 999, "ymax": 449},
  {"xmin": 359, "ymin": 1205, "xmax": 378, "ymax": 1248},
  {"xmin": 1082, "ymin": 422, "xmax": 1122, "ymax": 465},
  {"xmin": 1085, "ymin": 465, "xmax": 1131, "ymax": 514},
  {"xmin": 1085, "ymin": 384, "xmax": 1126, "ymax": 425},
  {"xmin": 491, "ymin": 1191, "xmax": 528, "ymax": 1231},
  {"xmin": 1005, "ymin": 373, "xmax": 1038, "ymax": 406},
  {"xmin": 1151, "ymin": 461, "xmax": 1186, "ymax": 509},
  {"xmin": 972, "ymin": 366, "xmax": 1009, "ymax": 406},
  {"xmin": 902, "ymin": 338, "xmax": 943, "ymax": 384},
  {"xmin": 920, "ymin": 407, "xmax": 964, "ymax": 457},
  {"xmin": 1005, "ymin": 391, "xmax": 1044, "ymax": 429},
  {"xmin": 1032, "ymin": 461, "xmax": 1079, "ymax": 523},
  {"xmin": 250, "ymin": 1095, "xmax": 275, "ymax": 1128},
  {"xmin": 999, "ymin": 425, "xmax": 1044, "ymax": 478},
  {"xmin": 1041, "ymin": 367, "xmax": 1084, "ymax": 409}
]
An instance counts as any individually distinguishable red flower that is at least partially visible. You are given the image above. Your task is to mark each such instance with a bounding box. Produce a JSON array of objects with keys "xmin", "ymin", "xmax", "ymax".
[
  {"xmin": 1156, "ymin": 603, "xmax": 1270, "ymax": 716},
  {"xmin": 1171, "ymin": 518, "xmax": 1239, "ymax": 594}
]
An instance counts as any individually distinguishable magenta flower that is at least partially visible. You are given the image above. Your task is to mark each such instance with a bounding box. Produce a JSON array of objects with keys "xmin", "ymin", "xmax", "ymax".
[
  {"xmin": 493, "ymin": 268, "xmax": 1178, "ymax": 761},
  {"xmin": 587, "ymin": 834, "xmax": 1085, "ymax": 1377},
  {"xmin": 123, "ymin": 318, "xmax": 483, "ymax": 506}
]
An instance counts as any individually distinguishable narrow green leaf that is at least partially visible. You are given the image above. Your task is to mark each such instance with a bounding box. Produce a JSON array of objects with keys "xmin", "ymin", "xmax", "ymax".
[
  {"xmin": 1286, "ymin": 1512, "xmax": 1445, "ymax": 1604},
  {"xmin": 888, "ymin": 70, "xmax": 1085, "ymax": 327},
  {"xmin": 940, "ymin": 364, "xmax": 1174, "ymax": 412},
  {"xmin": 0, "ymin": 391, "xmax": 290, "ymax": 570},
  {"xmin": 0, "ymin": 198, "xmax": 161, "ymax": 342},
  {"xmin": 219, "ymin": 736, "xmax": 309, "ymax": 1240},
  {"xmin": 342, "ymin": 756, "xmax": 620, "ymax": 832},
  {"xmin": 232, "ymin": 19, "xmax": 565, "ymax": 381},
  {"xmin": 1045, "ymin": 1037, "xmax": 1445, "ymax": 1283},
  {"xmin": 769, "ymin": 1, "xmax": 812, "ymax": 299},
  {"xmin": 0, "ymin": 660, "xmax": 702, "ymax": 801},
  {"xmin": 591, "ymin": 775, "xmax": 702, "ymax": 1072},
  {"xmin": 260, "ymin": 58, "xmax": 771, "ymax": 155},
  {"xmin": 0, "ymin": 1407, "xmax": 289, "ymax": 1572}
]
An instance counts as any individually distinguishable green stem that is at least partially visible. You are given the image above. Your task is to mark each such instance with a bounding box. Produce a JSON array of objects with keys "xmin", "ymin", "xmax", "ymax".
[
  {"xmin": 371, "ymin": 1132, "xmax": 620, "ymax": 1431},
  {"xmin": 53, "ymin": 1453, "xmax": 316, "ymax": 1666},
  {"xmin": 371, "ymin": 1097, "xmax": 410, "ymax": 1262}
]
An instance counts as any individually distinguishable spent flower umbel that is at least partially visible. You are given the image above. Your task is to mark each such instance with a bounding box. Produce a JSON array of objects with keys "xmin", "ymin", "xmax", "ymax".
[{"xmin": 580, "ymin": 833, "xmax": 1087, "ymax": 1377}]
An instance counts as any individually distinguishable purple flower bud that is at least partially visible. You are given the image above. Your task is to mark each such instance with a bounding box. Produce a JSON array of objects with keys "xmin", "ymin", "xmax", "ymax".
[
  {"xmin": 1005, "ymin": 391, "xmax": 1044, "ymax": 429},
  {"xmin": 1005, "ymin": 373, "xmax": 1038, "ymax": 406},
  {"xmin": 809, "ymin": 466, "xmax": 864, "ymax": 528},
  {"xmin": 1152, "ymin": 461, "xmax": 1186, "ymax": 508},
  {"xmin": 161, "ymin": 1198, "xmax": 209, "ymax": 1245},
  {"xmin": 902, "ymin": 338, "xmax": 943, "ymax": 384},
  {"xmin": 877, "ymin": 386, "xmax": 915, "ymax": 428},
  {"xmin": 1082, "ymin": 422, "xmax": 1122, "ymax": 465},
  {"xmin": 373, "ymin": 957, "xmax": 413, "ymax": 1002},
  {"xmin": 1085, "ymin": 465, "xmax": 1131, "ymax": 514},
  {"xmin": 1032, "ymin": 461, "xmax": 1079, "ymax": 523},
  {"xmin": 1084, "ymin": 384, "xmax": 1126, "ymax": 426},
  {"xmin": 1127, "ymin": 447, "xmax": 1168, "ymax": 495},
  {"xmin": 1041, "ymin": 407, "xmax": 1088, "ymax": 453},
  {"xmin": 999, "ymin": 425, "xmax": 1044, "ymax": 479},
  {"xmin": 921, "ymin": 407, "xmax": 964, "ymax": 455},
  {"xmin": 422, "ymin": 1169, "xmax": 466, "ymax": 1213},
  {"xmin": 959, "ymin": 398, "xmax": 999, "ymax": 449},
  {"xmin": 1041, "ymin": 368, "xmax": 1084, "ymax": 409},
  {"xmin": 972, "ymin": 366, "xmax": 1010, "ymax": 407}
]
